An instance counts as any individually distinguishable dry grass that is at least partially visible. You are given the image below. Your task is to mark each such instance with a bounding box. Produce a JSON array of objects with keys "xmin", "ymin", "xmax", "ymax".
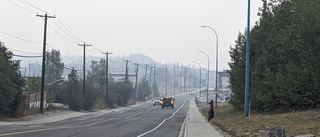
[
  {"xmin": 23, "ymin": 104, "xmax": 69, "ymax": 116},
  {"xmin": 23, "ymin": 107, "xmax": 41, "ymax": 116},
  {"xmin": 197, "ymin": 103, "xmax": 320, "ymax": 137},
  {"xmin": 92, "ymin": 99, "xmax": 107, "ymax": 109}
]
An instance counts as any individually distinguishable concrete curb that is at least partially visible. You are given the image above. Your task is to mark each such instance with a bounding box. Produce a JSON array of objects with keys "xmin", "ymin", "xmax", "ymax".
[{"xmin": 178, "ymin": 111, "xmax": 188, "ymax": 137}]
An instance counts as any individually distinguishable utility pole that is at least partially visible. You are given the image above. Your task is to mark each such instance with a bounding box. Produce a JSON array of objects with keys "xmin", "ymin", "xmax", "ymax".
[
  {"xmin": 183, "ymin": 67, "xmax": 188, "ymax": 93},
  {"xmin": 142, "ymin": 64, "xmax": 149, "ymax": 101},
  {"xmin": 134, "ymin": 63, "xmax": 140, "ymax": 101},
  {"xmin": 173, "ymin": 62, "xmax": 176, "ymax": 95},
  {"xmin": 184, "ymin": 68, "xmax": 186, "ymax": 93},
  {"xmin": 180, "ymin": 65, "xmax": 183, "ymax": 94},
  {"xmin": 153, "ymin": 64, "xmax": 156, "ymax": 97},
  {"xmin": 102, "ymin": 52, "xmax": 112, "ymax": 107},
  {"xmin": 144, "ymin": 64, "xmax": 149, "ymax": 80},
  {"xmin": 165, "ymin": 65, "xmax": 168, "ymax": 97},
  {"xmin": 37, "ymin": 13, "xmax": 55, "ymax": 114},
  {"xmin": 78, "ymin": 43, "xmax": 91, "ymax": 109},
  {"xmin": 149, "ymin": 63, "xmax": 153, "ymax": 86},
  {"xmin": 123, "ymin": 60, "xmax": 132, "ymax": 85},
  {"xmin": 192, "ymin": 67, "xmax": 194, "ymax": 91}
]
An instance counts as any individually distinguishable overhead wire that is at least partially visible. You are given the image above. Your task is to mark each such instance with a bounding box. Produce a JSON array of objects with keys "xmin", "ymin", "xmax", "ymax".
[
  {"xmin": 90, "ymin": 45, "xmax": 104, "ymax": 53},
  {"xmin": 86, "ymin": 47, "xmax": 102, "ymax": 54},
  {"xmin": 61, "ymin": 55, "xmax": 82, "ymax": 64},
  {"xmin": 85, "ymin": 69, "xmax": 101, "ymax": 81},
  {"xmin": 56, "ymin": 18, "xmax": 84, "ymax": 43},
  {"xmin": 47, "ymin": 23, "xmax": 78, "ymax": 44},
  {"xmin": 6, "ymin": 0, "xmax": 38, "ymax": 14},
  {"xmin": 9, "ymin": 0, "xmax": 83, "ymax": 46},
  {"xmin": 7, "ymin": 48, "xmax": 42, "ymax": 54},
  {"xmin": 46, "ymin": 54, "xmax": 81, "ymax": 71},
  {"xmin": 12, "ymin": 54, "xmax": 42, "ymax": 58},
  {"xmin": 0, "ymin": 30, "xmax": 42, "ymax": 45},
  {"xmin": 51, "ymin": 19, "xmax": 83, "ymax": 43},
  {"xmin": 5, "ymin": 0, "xmax": 99, "ymax": 75},
  {"xmin": 19, "ymin": 0, "xmax": 46, "ymax": 13}
]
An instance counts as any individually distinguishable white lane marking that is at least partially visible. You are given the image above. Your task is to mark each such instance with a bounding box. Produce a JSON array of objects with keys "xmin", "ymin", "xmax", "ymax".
[
  {"xmin": 119, "ymin": 111, "xmax": 123, "ymax": 114},
  {"xmin": 137, "ymin": 100, "xmax": 186, "ymax": 137},
  {"xmin": 29, "ymin": 124, "xmax": 41, "ymax": 127},
  {"xmin": 81, "ymin": 117, "xmax": 89, "ymax": 121}
]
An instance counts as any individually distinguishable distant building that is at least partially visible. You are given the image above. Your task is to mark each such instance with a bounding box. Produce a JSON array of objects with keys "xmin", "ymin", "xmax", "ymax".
[
  {"xmin": 217, "ymin": 70, "xmax": 230, "ymax": 89},
  {"xmin": 110, "ymin": 73, "xmax": 136, "ymax": 83},
  {"xmin": 24, "ymin": 91, "xmax": 47, "ymax": 108}
]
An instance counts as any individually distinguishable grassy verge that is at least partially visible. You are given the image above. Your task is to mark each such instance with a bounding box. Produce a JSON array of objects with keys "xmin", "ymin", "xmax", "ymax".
[
  {"xmin": 197, "ymin": 103, "xmax": 320, "ymax": 136},
  {"xmin": 23, "ymin": 104, "xmax": 69, "ymax": 116}
]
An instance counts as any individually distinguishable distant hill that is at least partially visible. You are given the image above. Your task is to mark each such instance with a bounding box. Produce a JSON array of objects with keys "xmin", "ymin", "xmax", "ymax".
[{"xmin": 126, "ymin": 53, "xmax": 155, "ymax": 64}]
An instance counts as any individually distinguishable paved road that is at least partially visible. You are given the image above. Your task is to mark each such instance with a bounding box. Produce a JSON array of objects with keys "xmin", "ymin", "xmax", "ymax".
[{"xmin": 0, "ymin": 94, "xmax": 194, "ymax": 137}]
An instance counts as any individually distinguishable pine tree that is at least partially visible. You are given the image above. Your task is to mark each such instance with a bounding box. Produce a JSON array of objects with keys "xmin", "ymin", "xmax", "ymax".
[{"xmin": 0, "ymin": 41, "xmax": 25, "ymax": 117}]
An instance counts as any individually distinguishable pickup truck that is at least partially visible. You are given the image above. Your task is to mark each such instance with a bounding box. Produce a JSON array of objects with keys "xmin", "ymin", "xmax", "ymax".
[{"xmin": 160, "ymin": 97, "xmax": 174, "ymax": 109}]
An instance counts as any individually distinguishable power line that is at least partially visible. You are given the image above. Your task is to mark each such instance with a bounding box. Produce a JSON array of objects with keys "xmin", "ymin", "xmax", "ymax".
[
  {"xmin": 51, "ymin": 19, "xmax": 82, "ymax": 43},
  {"xmin": 90, "ymin": 45, "xmax": 104, "ymax": 53},
  {"xmin": 46, "ymin": 54, "xmax": 81, "ymax": 72},
  {"xmin": 56, "ymin": 17, "xmax": 84, "ymax": 43},
  {"xmin": 6, "ymin": 0, "xmax": 38, "ymax": 14},
  {"xmin": 86, "ymin": 47, "xmax": 102, "ymax": 54},
  {"xmin": 20, "ymin": 0, "xmax": 46, "ymax": 13},
  {"xmin": 47, "ymin": 23, "xmax": 78, "ymax": 44},
  {"xmin": 7, "ymin": 48, "xmax": 42, "ymax": 54},
  {"xmin": 61, "ymin": 55, "xmax": 82, "ymax": 64},
  {"xmin": 0, "ymin": 30, "xmax": 42, "ymax": 44},
  {"xmin": 12, "ymin": 54, "xmax": 42, "ymax": 58}
]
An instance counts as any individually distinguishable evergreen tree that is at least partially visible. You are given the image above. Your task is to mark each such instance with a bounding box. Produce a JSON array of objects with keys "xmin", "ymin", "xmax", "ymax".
[
  {"xmin": 229, "ymin": 0, "xmax": 320, "ymax": 112},
  {"xmin": 45, "ymin": 49, "xmax": 64, "ymax": 84},
  {"xmin": 137, "ymin": 79, "xmax": 151, "ymax": 101},
  {"xmin": 66, "ymin": 69, "xmax": 82, "ymax": 110},
  {"xmin": 84, "ymin": 72, "xmax": 99, "ymax": 110},
  {"xmin": 0, "ymin": 41, "xmax": 25, "ymax": 117}
]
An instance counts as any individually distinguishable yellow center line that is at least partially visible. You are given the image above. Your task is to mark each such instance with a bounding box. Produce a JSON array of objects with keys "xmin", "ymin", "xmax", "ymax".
[
  {"xmin": 126, "ymin": 112, "xmax": 142, "ymax": 118},
  {"xmin": 0, "ymin": 126, "xmax": 73, "ymax": 136},
  {"xmin": 0, "ymin": 118, "xmax": 121, "ymax": 137},
  {"xmin": 144, "ymin": 108, "xmax": 153, "ymax": 113},
  {"xmin": 0, "ymin": 107, "xmax": 154, "ymax": 136}
]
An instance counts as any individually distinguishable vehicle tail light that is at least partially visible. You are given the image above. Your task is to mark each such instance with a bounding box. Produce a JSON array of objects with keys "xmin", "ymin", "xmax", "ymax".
[
  {"xmin": 171, "ymin": 100, "xmax": 173, "ymax": 104},
  {"xmin": 160, "ymin": 101, "xmax": 163, "ymax": 104}
]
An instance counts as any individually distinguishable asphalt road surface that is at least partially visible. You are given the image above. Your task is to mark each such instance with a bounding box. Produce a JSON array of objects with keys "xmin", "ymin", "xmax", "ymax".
[{"xmin": 0, "ymin": 93, "xmax": 194, "ymax": 137}]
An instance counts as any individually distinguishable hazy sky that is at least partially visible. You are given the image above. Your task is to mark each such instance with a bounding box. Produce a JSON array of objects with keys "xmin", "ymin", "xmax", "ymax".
[{"xmin": 1, "ymin": 0, "xmax": 262, "ymax": 71}]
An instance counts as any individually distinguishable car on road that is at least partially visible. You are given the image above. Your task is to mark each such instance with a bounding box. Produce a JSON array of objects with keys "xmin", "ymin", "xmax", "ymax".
[
  {"xmin": 190, "ymin": 92, "xmax": 195, "ymax": 95},
  {"xmin": 160, "ymin": 97, "xmax": 174, "ymax": 109},
  {"xmin": 152, "ymin": 97, "xmax": 161, "ymax": 106}
]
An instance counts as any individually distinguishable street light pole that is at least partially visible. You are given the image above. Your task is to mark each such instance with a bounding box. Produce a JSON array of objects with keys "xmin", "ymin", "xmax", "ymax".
[
  {"xmin": 199, "ymin": 51, "xmax": 209, "ymax": 105},
  {"xmin": 244, "ymin": 0, "xmax": 251, "ymax": 117},
  {"xmin": 201, "ymin": 25, "xmax": 219, "ymax": 107},
  {"xmin": 193, "ymin": 62, "xmax": 202, "ymax": 97}
]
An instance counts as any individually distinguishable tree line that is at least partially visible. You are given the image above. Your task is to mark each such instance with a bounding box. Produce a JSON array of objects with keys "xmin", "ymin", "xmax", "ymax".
[
  {"xmin": 229, "ymin": 0, "xmax": 320, "ymax": 112},
  {"xmin": 0, "ymin": 42, "xmax": 156, "ymax": 117}
]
